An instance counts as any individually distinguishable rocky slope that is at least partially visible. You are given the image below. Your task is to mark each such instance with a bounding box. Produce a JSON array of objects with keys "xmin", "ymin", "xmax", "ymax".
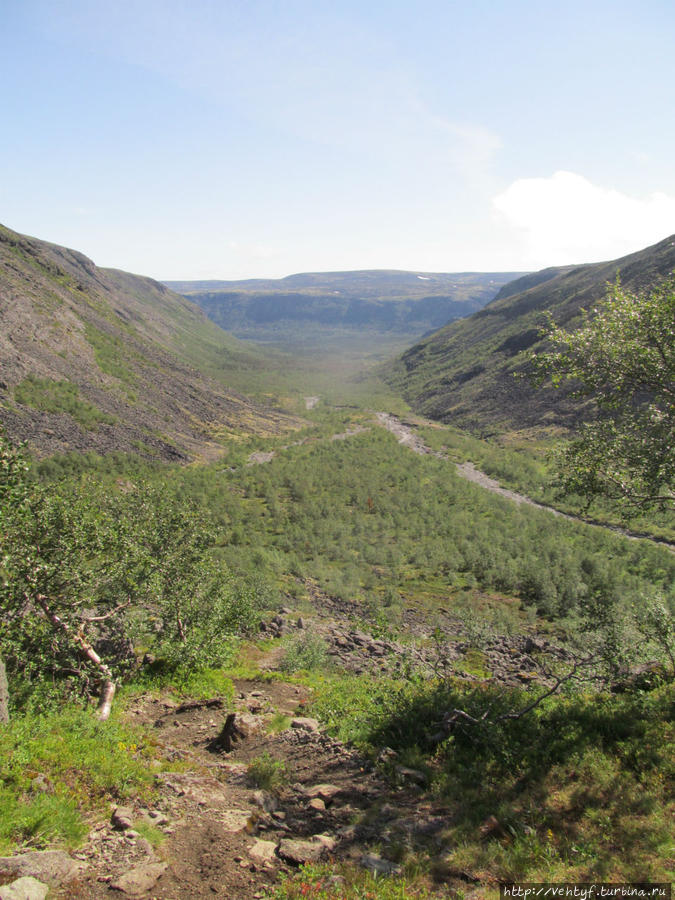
[
  {"xmin": 0, "ymin": 225, "xmax": 299, "ymax": 460},
  {"xmin": 385, "ymin": 235, "xmax": 675, "ymax": 434}
]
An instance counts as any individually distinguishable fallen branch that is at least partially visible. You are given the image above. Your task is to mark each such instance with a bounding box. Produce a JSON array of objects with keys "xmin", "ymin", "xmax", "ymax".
[{"xmin": 434, "ymin": 654, "xmax": 596, "ymax": 741}]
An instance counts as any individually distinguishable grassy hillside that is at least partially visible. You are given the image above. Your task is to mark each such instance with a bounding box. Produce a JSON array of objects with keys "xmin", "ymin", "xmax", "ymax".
[
  {"xmin": 167, "ymin": 269, "xmax": 525, "ymax": 352},
  {"xmin": 385, "ymin": 235, "xmax": 675, "ymax": 435},
  {"xmin": 0, "ymin": 225, "xmax": 300, "ymax": 460}
]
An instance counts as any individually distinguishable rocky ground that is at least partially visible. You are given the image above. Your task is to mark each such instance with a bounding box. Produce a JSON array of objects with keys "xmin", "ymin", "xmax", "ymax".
[
  {"xmin": 1, "ymin": 674, "xmax": 444, "ymax": 899},
  {"xmin": 0, "ymin": 597, "xmax": 580, "ymax": 900}
]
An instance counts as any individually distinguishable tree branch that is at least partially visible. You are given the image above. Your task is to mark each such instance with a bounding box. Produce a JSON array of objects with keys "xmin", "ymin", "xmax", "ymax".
[{"xmin": 32, "ymin": 592, "xmax": 116, "ymax": 721}]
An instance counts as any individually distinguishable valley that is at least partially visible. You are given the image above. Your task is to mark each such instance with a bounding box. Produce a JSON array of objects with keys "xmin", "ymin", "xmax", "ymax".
[{"xmin": 0, "ymin": 225, "xmax": 674, "ymax": 899}]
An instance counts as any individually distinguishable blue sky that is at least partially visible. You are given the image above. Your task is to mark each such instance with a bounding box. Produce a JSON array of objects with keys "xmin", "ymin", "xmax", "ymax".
[{"xmin": 2, "ymin": 0, "xmax": 674, "ymax": 279}]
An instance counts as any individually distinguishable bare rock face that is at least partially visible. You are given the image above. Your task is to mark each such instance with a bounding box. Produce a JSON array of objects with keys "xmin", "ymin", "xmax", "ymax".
[{"xmin": 0, "ymin": 657, "xmax": 8, "ymax": 724}]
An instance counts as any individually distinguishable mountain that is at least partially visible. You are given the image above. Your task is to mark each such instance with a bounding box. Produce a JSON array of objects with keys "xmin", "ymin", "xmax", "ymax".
[
  {"xmin": 0, "ymin": 225, "xmax": 299, "ymax": 459},
  {"xmin": 385, "ymin": 235, "xmax": 675, "ymax": 434},
  {"xmin": 165, "ymin": 270, "xmax": 526, "ymax": 350}
]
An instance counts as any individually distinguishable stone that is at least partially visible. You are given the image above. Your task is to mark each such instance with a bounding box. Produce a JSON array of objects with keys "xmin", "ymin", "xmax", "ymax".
[
  {"xmin": 237, "ymin": 713, "xmax": 265, "ymax": 737},
  {"xmin": 305, "ymin": 783, "xmax": 341, "ymax": 804},
  {"xmin": 377, "ymin": 747, "xmax": 398, "ymax": 764},
  {"xmin": 394, "ymin": 765, "xmax": 427, "ymax": 786},
  {"xmin": 146, "ymin": 811, "xmax": 169, "ymax": 827},
  {"xmin": 248, "ymin": 839, "xmax": 277, "ymax": 862},
  {"xmin": 0, "ymin": 657, "xmax": 8, "ymax": 724},
  {"xmin": 252, "ymin": 790, "xmax": 277, "ymax": 813},
  {"xmin": 0, "ymin": 851, "xmax": 81, "ymax": 886},
  {"xmin": 479, "ymin": 814, "xmax": 502, "ymax": 837},
  {"xmin": 0, "ymin": 877, "xmax": 49, "ymax": 900},
  {"xmin": 360, "ymin": 854, "xmax": 401, "ymax": 876},
  {"xmin": 110, "ymin": 862, "xmax": 168, "ymax": 896},
  {"xmin": 221, "ymin": 809, "xmax": 254, "ymax": 832},
  {"xmin": 313, "ymin": 834, "xmax": 337, "ymax": 851},
  {"xmin": 308, "ymin": 798, "xmax": 325, "ymax": 811},
  {"xmin": 290, "ymin": 717, "xmax": 320, "ymax": 733},
  {"xmin": 276, "ymin": 839, "xmax": 326, "ymax": 865},
  {"xmin": 157, "ymin": 772, "xmax": 231, "ymax": 806},
  {"xmin": 111, "ymin": 805, "xmax": 135, "ymax": 830}
]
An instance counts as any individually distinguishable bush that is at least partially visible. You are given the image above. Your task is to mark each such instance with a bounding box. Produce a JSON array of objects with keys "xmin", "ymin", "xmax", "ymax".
[{"xmin": 279, "ymin": 632, "xmax": 330, "ymax": 674}]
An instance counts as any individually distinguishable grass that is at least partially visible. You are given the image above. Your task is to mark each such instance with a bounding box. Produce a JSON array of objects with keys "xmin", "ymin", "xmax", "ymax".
[
  {"xmin": 84, "ymin": 322, "xmax": 138, "ymax": 386},
  {"xmin": 133, "ymin": 819, "xmax": 167, "ymax": 849},
  {"xmin": 267, "ymin": 712, "xmax": 293, "ymax": 734},
  {"xmin": 308, "ymin": 673, "xmax": 675, "ymax": 883},
  {"xmin": 14, "ymin": 376, "xmax": 115, "ymax": 429},
  {"xmin": 131, "ymin": 666, "xmax": 236, "ymax": 702},
  {"xmin": 247, "ymin": 752, "xmax": 289, "ymax": 795},
  {"xmin": 0, "ymin": 706, "xmax": 158, "ymax": 853},
  {"xmin": 265, "ymin": 862, "xmax": 445, "ymax": 899}
]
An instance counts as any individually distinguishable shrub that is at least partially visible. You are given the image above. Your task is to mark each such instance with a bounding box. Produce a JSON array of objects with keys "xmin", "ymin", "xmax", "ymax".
[{"xmin": 279, "ymin": 632, "xmax": 330, "ymax": 674}]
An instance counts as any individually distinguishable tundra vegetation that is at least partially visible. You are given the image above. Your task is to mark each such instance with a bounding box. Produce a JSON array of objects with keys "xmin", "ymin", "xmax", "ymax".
[{"xmin": 0, "ymin": 276, "xmax": 674, "ymax": 894}]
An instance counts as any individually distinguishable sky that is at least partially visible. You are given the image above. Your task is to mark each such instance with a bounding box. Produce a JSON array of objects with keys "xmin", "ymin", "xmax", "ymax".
[{"xmin": 2, "ymin": 0, "xmax": 675, "ymax": 279}]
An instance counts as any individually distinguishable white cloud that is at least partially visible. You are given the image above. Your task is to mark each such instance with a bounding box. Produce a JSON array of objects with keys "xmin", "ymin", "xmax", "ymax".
[{"xmin": 492, "ymin": 171, "xmax": 675, "ymax": 266}]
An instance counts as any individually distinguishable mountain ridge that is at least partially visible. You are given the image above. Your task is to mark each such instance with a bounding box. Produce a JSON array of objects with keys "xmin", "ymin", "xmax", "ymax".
[
  {"xmin": 166, "ymin": 269, "xmax": 526, "ymax": 349},
  {"xmin": 0, "ymin": 224, "xmax": 299, "ymax": 459},
  {"xmin": 385, "ymin": 234, "xmax": 675, "ymax": 434}
]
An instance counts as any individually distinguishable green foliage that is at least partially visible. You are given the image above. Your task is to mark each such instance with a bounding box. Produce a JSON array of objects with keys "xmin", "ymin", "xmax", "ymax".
[
  {"xmin": 266, "ymin": 862, "xmax": 439, "ymax": 899},
  {"xmin": 535, "ymin": 277, "xmax": 675, "ymax": 513},
  {"xmin": 0, "ymin": 431, "xmax": 269, "ymax": 708},
  {"xmin": 14, "ymin": 376, "xmax": 115, "ymax": 429},
  {"xmin": 84, "ymin": 323, "xmax": 137, "ymax": 385},
  {"xmin": 310, "ymin": 674, "xmax": 675, "ymax": 881},
  {"xmin": 280, "ymin": 631, "xmax": 331, "ymax": 673},
  {"xmin": 197, "ymin": 429, "xmax": 674, "ymax": 621},
  {"xmin": 633, "ymin": 595, "xmax": 675, "ymax": 677},
  {"xmin": 0, "ymin": 705, "xmax": 155, "ymax": 852},
  {"xmin": 247, "ymin": 752, "xmax": 288, "ymax": 794}
]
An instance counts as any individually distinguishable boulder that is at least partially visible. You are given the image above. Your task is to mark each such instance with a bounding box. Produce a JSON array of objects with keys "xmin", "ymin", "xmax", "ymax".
[
  {"xmin": 290, "ymin": 717, "xmax": 320, "ymax": 733},
  {"xmin": 0, "ymin": 851, "xmax": 80, "ymax": 886},
  {"xmin": 110, "ymin": 805, "xmax": 135, "ymax": 830},
  {"xmin": 304, "ymin": 783, "xmax": 342, "ymax": 804},
  {"xmin": 248, "ymin": 839, "xmax": 277, "ymax": 862},
  {"xmin": 0, "ymin": 877, "xmax": 49, "ymax": 900},
  {"xmin": 360, "ymin": 854, "xmax": 401, "ymax": 876},
  {"xmin": 276, "ymin": 839, "xmax": 326, "ymax": 865},
  {"xmin": 110, "ymin": 862, "xmax": 168, "ymax": 896}
]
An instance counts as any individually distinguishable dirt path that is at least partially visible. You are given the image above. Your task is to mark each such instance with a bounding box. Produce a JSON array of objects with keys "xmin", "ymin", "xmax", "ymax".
[
  {"xmin": 47, "ymin": 595, "xmax": 570, "ymax": 900},
  {"xmin": 375, "ymin": 412, "xmax": 675, "ymax": 551},
  {"xmin": 57, "ymin": 664, "xmax": 445, "ymax": 900}
]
